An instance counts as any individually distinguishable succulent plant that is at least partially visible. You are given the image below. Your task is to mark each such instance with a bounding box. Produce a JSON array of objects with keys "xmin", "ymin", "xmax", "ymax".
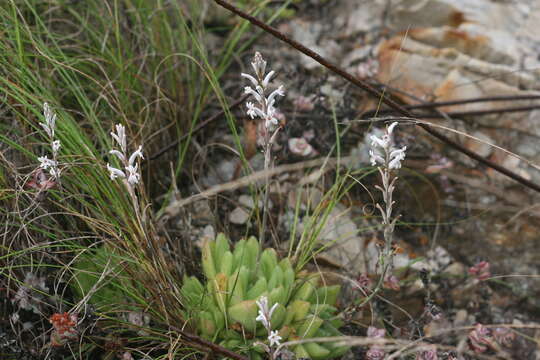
[{"xmin": 181, "ymin": 234, "xmax": 348, "ymax": 359}]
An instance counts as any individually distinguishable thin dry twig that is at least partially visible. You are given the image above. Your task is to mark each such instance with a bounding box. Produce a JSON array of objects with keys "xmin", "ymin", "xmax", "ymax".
[
  {"xmin": 403, "ymin": 94, "xmax": 540, "ymax": 109},
  {"xmin": 361, "ymin": 93, "xmax": 540, "ymax": 114},
  {"xmin": 168, "ymin": 325, "xmax": 248, "ymax": 360},
  {"xmin": 160, "ymin": 155, "xmax": 350, "ymax": 219},
  {"xmin": 365, "ymin": 104, "xmax": 540, "ymax": 119}
]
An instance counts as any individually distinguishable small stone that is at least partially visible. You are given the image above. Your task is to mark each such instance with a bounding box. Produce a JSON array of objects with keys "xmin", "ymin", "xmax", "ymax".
[
  {"xmin": 195, "ymin": 225, "xmax": 216, "ymax": 249},
  {"xmin": 445, "ymin": 262, "xmax": 466, "ymax": 277},
  {"xmin": 316, "ymin": 205, "xmax": 371, "ymax": 272},
  {"xmin": 238, "ymin": 194, "xmax": 257, "ymax": 209},
  {"xmin": 191, "ymin": 200, "xmax": 213, "ymax": 226},
  {"xmin": 238, "ymin": 194, "xmax": 271, "ymax": 210},
  {"xmin": 393, "ymin": 253, "xmax": 412, "ymax": 268},
  {"xmin": 288, "ymin": 138, "xmax": 315, "ymax": 157},
  {"xmin": 405, "ymin": 279, "xmax": 425, "ymax": 294},
  {"xmin": 229, "ymin": 207, "xmax": 250, "ymax": 225},
  {"xmin": 201, "ymin": 225, "xmax": 215, "ymax": 242},
  {"xmin": 454, "ymin": 309, "xmax": 469, "ymax": 326}
]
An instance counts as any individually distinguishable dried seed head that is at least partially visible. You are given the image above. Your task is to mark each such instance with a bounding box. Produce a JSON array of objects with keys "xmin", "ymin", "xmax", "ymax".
[{"xmin": 251, "ymin": 52, "xmax": 267, "ymax": 80}]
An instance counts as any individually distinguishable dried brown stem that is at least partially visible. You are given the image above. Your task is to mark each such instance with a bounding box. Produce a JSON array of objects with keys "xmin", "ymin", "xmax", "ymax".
[
  {"xmin": 364, "ymin": 104, "xmax": 540, "ymax": 119},
  {"xmin": 403, "ymin": 94, "xmax": 540, "ymax": 109},
  {"xmin": 169, "ymin": 325, "xmax": 248, "ymax": 360}
]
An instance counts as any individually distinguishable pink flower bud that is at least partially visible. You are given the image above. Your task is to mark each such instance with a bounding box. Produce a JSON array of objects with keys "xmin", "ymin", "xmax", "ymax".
[{"xmin": 468, "ymin": 261, "xmax": 491, "ymax": 281}]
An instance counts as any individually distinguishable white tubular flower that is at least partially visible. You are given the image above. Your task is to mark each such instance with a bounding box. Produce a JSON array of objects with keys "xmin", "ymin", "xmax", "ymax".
[
  {"xmin": 389, "ymin": 147, "xmax": 406, "ymax": 160},
  {"xmin": 107, "ymin": 124, "xmax": 143, "ymax": 188},
  {"xmin": 256, "ymin": 296, "xmax": 278, "ymax": 330},
  {"xmin": 265, "ymin": 117, "xmax": 279, "ymax": 131},
  {"xmin": 241, "ymin": 73, "xmax": 258, "ymax": 87},
  {"xmin": 38, "ymin": 156, "xmax": 49, "ymax": 169},
  {"xmin": 52, "ymin": 140, "xmax": 61, "ymax": 156},
  {"xmin": 109, "ymin": 149, "xmax": 125, "ymax": 161},
  {"xmin": 369, "ymin": 122, "xmax": 406, "ymax": 231},
  {"xmin": 107, "ymin": 163, "xmax": 126, "ymax": 180},
  {"xmin": 262, "ymin": 70, "xmax": 275, "ymax": 88},
  {"xmin": 244, "ymin": 86, "xmax": 263, "ymax": 103},
  {"xmin": 246, "ymin": 102, "xmax": 261, "ymax": 119},
  {"xmin": 268, "ymin": 303, "xmax": 278, "ymax": 319},
  {"xmin": 387, "ymin": 121, "xmax": 398, "ymax": 135},
  {"xmin": 111, "ymin": 124, "xmax": 127, "ymax": 152},
  {"xmin": 268, "ymin": 330, "xmax": 282, "ymax": 347},
  {"xmin": 255, "ymin": 296, "xmax": 269, "ymax": 327},
  {"xmin": 389, "ymin": 146, "xmax": 407, "ymax": 169},
  {"xmin": 369, "ymin": 150, "xmax": 385, "ymax": 167},
  {"xmin": 34, "ymin": 103, "xmax": 63, "ymax": 183},
  {"xmin": 255, "ymin": 315, "xmax": 269, "ymax": 330},
  {"xmin": 128, "ymin": 145, "xmax": 144, "ymax": 166},
  {"xmin": 125, "ymin": 164, "xmax": 140, "ymax": 185},
  {"xmin": 39, "ymin": 123, "xmax": 52, "ymax": 139},
  {"xmin": 267, "ymin": 86, "xmax": 284, "ymax": 104},
  {"xmin": 370, "ymin": 134, "xmax": 389, "ymax": 149},
  {"xmin": 38, "ymin": 156, "xmax": 57, "ymax": 170}
]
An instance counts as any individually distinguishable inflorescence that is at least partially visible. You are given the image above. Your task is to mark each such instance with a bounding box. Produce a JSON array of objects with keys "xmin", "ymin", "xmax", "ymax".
[
  {"xmin": 107, "ymin": 124, "xmax": 144, "ymax": 187},
  {"xmin": 38, "ymin": 102, "xmax": 62, "ymax": 180},
  {"xmin": 242, "ymin": 52, "xmax": 285, "ymax": 134}
]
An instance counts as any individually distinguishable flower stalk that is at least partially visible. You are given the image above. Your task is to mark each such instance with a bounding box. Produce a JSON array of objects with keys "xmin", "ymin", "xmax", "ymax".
[
  {"xmin": 255, "ymin": 295, "xmax": 283, "ymax": 359},
  {"xmin": 242, "ymin": 52, "xmax": 285, "ymax": 243},
  {"xmin": 361, "ymin": 122, "xmax": 406, "ymax": 303},
  {"xmin": 107, "ymin": 123, "xmax": 144, "ymax": 216}
]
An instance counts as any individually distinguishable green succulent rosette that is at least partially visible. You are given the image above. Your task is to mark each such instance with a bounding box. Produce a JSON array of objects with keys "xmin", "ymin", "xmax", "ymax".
[{"xmin": 181, "ymin": 233, "xmax": 349, "ymax": 359}]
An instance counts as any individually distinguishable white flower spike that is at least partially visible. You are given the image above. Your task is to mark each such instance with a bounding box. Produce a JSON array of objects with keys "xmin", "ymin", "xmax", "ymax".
[
  {"xmin": 107, "ymin": 123, "xmax": 143, "ymax": 188},
  {"xmin": 242, "ymin": 52, "xmax": 285, "ymax": 133},
  {"xmin": 368, "ymin": 121, "xmax": 407, "ymax": 264},
  {"xmin": 368, "ymin": 122, "xmax": 407, "ymax": 308},
  {"xmin": 256, "ymin": 295, "xmax": 278, "ymax": 331},
  {"xmin": 36, "ymin": 103, "xmax": 62, "ymax": 180},
  {"xmin": 369, "ymin": 122, "xmax": 406, "ymax": 170}
]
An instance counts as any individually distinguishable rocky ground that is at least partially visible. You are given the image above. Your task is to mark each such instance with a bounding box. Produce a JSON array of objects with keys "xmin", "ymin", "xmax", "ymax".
[
  {"xmin": 166, "ymin": 0, "xmax": 540, "ymax": 358},
  {"xmin": 7, "ymin": 0, "xmax": 534, "ymax": 358}
]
